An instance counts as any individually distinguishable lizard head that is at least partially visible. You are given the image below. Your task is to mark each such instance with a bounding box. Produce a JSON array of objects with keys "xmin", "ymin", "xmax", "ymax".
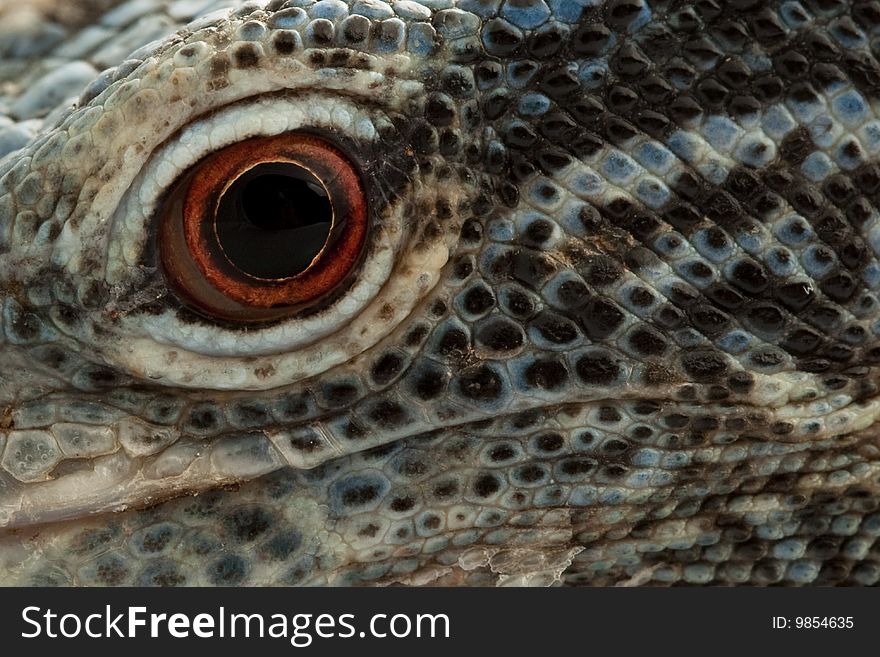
[{"xmin": 1, "ymin": 0, "xmax": 879, "ymax": 585}]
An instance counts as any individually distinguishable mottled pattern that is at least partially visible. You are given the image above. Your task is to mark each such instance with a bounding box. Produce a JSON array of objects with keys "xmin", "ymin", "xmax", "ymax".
[{"xmin": 1, "ymin": 0, "xmax": 880, "ymax": 586}]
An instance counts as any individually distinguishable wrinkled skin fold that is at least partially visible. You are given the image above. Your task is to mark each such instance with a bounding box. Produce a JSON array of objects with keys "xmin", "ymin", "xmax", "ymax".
[{"xmin": 1, "ymin": 0, "xmax": 880, "ymax": 585}]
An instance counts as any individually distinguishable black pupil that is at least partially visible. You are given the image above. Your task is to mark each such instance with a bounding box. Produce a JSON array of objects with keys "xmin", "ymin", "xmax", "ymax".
[{"xmin": 215, "ymin": 162, "xmax": 332, "ymax": 279}]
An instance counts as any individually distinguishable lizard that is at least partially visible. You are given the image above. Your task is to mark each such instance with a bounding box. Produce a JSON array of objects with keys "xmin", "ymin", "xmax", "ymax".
[{"xmin": 0, "ymin": 0, "xmax": 879, "ymax": 587}]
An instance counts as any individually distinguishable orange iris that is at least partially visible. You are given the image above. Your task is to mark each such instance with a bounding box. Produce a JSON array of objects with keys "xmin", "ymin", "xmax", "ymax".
[{"xmin": 159, "ymin": 133, "xmax": 368, "ymax": 322}]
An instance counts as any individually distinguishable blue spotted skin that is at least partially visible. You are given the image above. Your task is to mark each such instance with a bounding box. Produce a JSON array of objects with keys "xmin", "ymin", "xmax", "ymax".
[{"xmin": 2, "ymin": 0, "xmax": 880, "ymax": 586}]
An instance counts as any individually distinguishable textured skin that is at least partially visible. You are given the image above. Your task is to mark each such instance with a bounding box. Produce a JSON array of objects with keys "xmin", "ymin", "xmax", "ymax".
[{"xmin": 1, "ymin": 0, "xmax": 880, "ymax": 586}]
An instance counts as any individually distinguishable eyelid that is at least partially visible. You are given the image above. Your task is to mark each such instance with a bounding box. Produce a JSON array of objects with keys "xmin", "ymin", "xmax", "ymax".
[
  {"xmin": 107, "ymin": 93, "xmax": 381, "ymax": 287},
  {"xmin": 108, "ymin": 95, "xmax": 401, "ymax": 361},
  {"xmin": 85, "ymin": 93, "xmax": 442, "ymax": 389}
]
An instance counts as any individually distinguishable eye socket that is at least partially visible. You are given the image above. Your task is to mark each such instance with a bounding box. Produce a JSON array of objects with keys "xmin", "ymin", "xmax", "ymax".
[{"xmin": 159, "ymin": 133, "xmax": 367, "ymax": 322}]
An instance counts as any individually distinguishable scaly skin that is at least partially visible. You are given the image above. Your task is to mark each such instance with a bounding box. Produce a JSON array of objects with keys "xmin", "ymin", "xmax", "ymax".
[{"xmin": 1, "ymin": 0, "xmax": 880, "ymax": 586}]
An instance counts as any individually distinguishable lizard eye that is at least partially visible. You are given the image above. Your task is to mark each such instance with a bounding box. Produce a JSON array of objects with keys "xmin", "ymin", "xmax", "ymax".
[
  {"xmin": 53, "ymin": 87, "xmax": 432, "ymax": 389},
  {"xmin": 159, "ymin": 133, "xmax": 368, "ymax": 322}
]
